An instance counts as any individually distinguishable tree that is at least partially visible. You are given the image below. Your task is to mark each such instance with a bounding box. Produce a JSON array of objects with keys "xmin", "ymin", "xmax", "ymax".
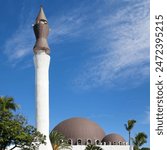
[
  {"xmin": 132, "ymin": 132, "xmax": 147, "ymax": 150},
  {"xmin": 0, "ymin": 97, "xmax": 46, "ymax": 150},
  {"xmin": 140, "ymin": 147, "xmax": 150, "ymax": 150},
  {"xmin": 0, "ymin": 96, "xmax": 19, "ymax": 112},
  {"xmin": 124, "ymin": 119, "xmax": 136, "ymax": 145},
  {"xmin": 50, "ymin": 130, "xmax": 71, "ymax": 150},
  {"xmin": 85, "ymin": 144, "xmax": 103, "ymax": 150}
]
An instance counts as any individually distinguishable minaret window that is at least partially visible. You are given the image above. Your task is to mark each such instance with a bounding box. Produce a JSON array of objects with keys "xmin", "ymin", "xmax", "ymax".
[{"xmin": 39, "ymin": 19, "xmax": 47, "ymax": 24}]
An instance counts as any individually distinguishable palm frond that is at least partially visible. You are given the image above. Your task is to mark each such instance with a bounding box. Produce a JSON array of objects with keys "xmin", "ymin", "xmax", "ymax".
[
  {"xmin": 49, "ymin": 130, "xmax": 71, "ymax": 150},
  {"xmin": 132, "ymin": 132, "xmax": 147, "ymax": 150}
]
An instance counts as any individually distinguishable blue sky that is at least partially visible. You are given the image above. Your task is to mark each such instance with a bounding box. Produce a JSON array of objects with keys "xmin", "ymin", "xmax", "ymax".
[{"xmin": 0, "ymin": 0, "xmax": 150, "ymax": 147}]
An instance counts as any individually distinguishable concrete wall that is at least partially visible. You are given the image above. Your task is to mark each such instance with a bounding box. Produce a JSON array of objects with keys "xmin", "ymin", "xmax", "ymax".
[
  {"xmin": 65, "ymin": 145, "xmax": 133, "ymax": 150},
  {"xmin": 7, "ymin": 145, "xmax": 133, "ymax": 150}
]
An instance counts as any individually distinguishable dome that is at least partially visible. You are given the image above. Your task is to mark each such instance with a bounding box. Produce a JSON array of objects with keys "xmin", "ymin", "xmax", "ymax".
[
  {"xmin": 102, "ymin": 133, "xmax": 126, "ymax": 145},
  {"xmin": 52, "ymin": 117, "xmax": 105, "ymax": 145}
]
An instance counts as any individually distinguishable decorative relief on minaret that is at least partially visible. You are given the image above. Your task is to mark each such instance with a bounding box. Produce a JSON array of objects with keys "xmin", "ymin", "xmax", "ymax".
[{"xmin": 33, "ymin": 6, "xmax": 50, "ymax": 55}]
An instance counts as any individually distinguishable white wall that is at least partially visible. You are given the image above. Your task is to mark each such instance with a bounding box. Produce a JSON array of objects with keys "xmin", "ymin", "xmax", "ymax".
[
  {"xmin": 6, "ymin": 144, "xmax": 133, "ymax": 150},
  {"xmin": 65, "ymin": 145, "xmax": 133, "ymax": 150}
]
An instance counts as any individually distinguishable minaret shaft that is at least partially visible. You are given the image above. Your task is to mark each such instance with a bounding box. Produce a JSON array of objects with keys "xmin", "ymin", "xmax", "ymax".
[
  {"xmin": 34, "ymin": 52, "xmax": 50, "ymax": 134},
  {"xmin": 34, "ymin": 51, "xmax": 52, "ymax": 150}
]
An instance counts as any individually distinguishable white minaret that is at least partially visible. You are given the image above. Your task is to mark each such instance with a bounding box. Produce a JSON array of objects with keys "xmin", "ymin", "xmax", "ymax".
[{"xmin": 33, "ymin": 6, "xmax": 52, "ymax": 150}]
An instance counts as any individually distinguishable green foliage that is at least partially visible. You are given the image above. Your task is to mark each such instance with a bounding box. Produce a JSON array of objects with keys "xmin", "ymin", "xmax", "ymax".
[
  {"xmin": 124, "ymin": 119, "xmax": 136, "ymax": 145},
  {"xmin": 0, "ymin": 96, "xmax": 46, "ymax": 150},
  {"xmin": 85, "ymin": 144, "xmax": 103, "ymax": 150},
  {"xmin": 140, "ymin": 147, "xmax": 150, "ymax": 150},
  {"xmin": 132, "ymin": 132, "xmax": 147, "ymax": 150},
  {"xmin": 49, "ymin": 130, "xmax": 71, "ymax": 150},
  {"xmin": 0, "ymin": 96, "xmax": 19, "ymax": 112},
  {"xmin": 124, "ymin": 120, "xmax": 136, "ymax": 132}
]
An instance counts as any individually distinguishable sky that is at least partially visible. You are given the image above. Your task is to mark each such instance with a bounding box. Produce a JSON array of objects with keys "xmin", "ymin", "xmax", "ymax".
[{"xmin": 0, "ymin": 0, "xmax": 150, "ymax": 147}]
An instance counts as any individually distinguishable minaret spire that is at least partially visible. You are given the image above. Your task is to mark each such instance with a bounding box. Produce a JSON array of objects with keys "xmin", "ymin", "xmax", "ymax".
[
  {"xmin": 33, "ymin": 6, "xmax": 52, "ymax": 150},
  {"xmin": 33, "ymin": 6, "xmax": 50, "ymax": 54},
  {"xmin": 35, "ymin": 6, "xmax": 47, "ymax": 23}
]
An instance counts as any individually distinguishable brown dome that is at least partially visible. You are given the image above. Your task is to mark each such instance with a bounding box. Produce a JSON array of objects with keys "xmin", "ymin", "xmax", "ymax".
[
  {"xmin": 102, "ymin": 133, "xmax": 126, "ymax": 145},
  {"xmin": 52, "ymin": 117, "xmax": 105, "ymax": 145}
]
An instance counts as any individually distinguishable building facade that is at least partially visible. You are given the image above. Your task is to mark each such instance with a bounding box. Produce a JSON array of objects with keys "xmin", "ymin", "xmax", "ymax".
[{"xmin": 52, "ymin": 117, "xmax": 132, "ymax": 150}]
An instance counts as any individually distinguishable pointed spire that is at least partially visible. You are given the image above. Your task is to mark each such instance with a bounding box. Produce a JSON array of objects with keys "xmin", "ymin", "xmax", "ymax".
[
  {"xmin": 35, "ymin": 5, "xmax": 47, "ymax": 24},
  {"xmin": 33, "ymin": 6, "xmax": 50, "ymax": 55}
]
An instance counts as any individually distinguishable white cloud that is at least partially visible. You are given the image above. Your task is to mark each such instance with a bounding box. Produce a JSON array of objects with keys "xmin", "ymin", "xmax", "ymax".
[
  {"xmin": 74, "ymin": 0, "xmax": 150, "ymax": 89},
  {"xmin": 3, "ymin": 14, "xmax": 34, "ymax": 65},
  {"xmin": 141, "ymin": 109, "xmax": 150, "ymax": 125},
  {"xmin": 4, "ymin": 37, "xmax": 32, "ymax": 61},
  {"xmin": 3, "ymin": 6, "xmax": 85, "ymax": 64},
  {"xmin": 49, "ymin": 11, "xmax": 86, "ymax": 44},
  {"xmin": 3, "ymin": 0, "xmax": 150, "ymax": 89}
]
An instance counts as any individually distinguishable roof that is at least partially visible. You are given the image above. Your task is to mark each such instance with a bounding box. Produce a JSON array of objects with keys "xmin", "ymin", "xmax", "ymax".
[
  {"xmin": 52, "ymin": 117, "xmax": 105, "ymax": 145},
  {"xmin": 102, "ymin": 133, "xmax": 126, "ymax": 144}
]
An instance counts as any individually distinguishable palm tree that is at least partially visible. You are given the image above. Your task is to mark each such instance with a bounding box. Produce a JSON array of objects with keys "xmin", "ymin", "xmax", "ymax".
[
  {"xmin": 0, "ymin": 96, "xmax": 19, "ymax": 112},
  {"xmin": 85, "ymin": 144, "xmax": 103, "ymax": 150},
  {"xmin": 49, "ymin": 130, "xmax": 71, "ymax": 150},
  {"xmin": 132, "ymin": 132, "xmax": 147, "ymax": 150},
  {"xmin": 140, "ymin": 147, "xmax": 150, "ymax": 150},
  {"xmin": 124, "ymin": 119, "xmax": 136, "ymax": 145}
]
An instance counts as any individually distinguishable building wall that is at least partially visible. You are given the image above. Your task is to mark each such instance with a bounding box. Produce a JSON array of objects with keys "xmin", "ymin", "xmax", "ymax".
[
  {"xmin": 66, "ymin": 145, "xmax": 133, "ymax": 150},
  {"xmin": 7, "ymin": 145, "xmax": 133, "ymax": 150}
]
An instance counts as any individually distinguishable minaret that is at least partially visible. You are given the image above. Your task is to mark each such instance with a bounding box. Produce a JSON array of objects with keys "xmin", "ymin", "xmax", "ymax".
[{"xmin": 33, "ymin": 6, "xmax": 52, "ymax": 150}]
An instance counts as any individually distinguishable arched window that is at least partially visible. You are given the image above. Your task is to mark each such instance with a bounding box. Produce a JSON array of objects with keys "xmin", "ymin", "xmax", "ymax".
[
  {"xmin": 118, "ymin": 141, "xmax": 122, "ymax": 145},
  {"xmin": 77, "ymin": 139, "xmax": 82, "ymax": 145},
  {"xmin": 87, "ymin": 139, "xmax": 91, "ymax": 145},
  {"xmin": 68, "ymin": 139, "xmax": 73, "ymax": 145},
  {"xmin": 95, "ymin": 139, "xmax": 100, "ymax": 145},
  {"xmin": 113, "ymin": 141, "xmax": 117, "ymax": 145},
  {"xmin": 107, "ymin": 141, "xmax": 111, "ymax": 145}
]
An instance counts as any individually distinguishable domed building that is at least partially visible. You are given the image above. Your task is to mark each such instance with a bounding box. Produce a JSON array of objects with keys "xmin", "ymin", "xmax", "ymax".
[
  {"xmin": 102, "ymin": 133, "xmax": 126, "ymax": 145},
  {"xmin": 52, "ymin": 117, "xmax": 105, "ymax": 145},
  {"xmin": 51, "ymin": 117, "xmax": 132, "ymax": 150}
]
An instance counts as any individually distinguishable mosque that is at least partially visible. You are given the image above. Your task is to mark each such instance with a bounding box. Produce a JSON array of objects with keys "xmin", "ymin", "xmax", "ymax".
[
  {"xmin": 51, "ymin": 117, "xmax": 132, "ymax": 150},
  {"xmin": 33, "ymin": 6, "xmax": 133, "ymax": 150}
]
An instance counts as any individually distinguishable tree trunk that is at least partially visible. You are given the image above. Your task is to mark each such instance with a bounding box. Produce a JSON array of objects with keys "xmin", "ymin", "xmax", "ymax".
[
  {"xmin": 10, "ymin": 145, "xmax": 17, "ymax": 150},
  {"xmin": 54, "ymin": 145, "xmax": 59, "ymax": 150},
  {"xmin": 129, "ymin": 131, "xmax": 131, "ymax": 145}
]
